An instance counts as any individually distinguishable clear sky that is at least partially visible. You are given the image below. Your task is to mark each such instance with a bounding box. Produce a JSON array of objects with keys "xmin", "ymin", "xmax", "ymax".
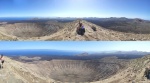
[
  {"xmin": 0, "ymin": 0, "xmax": 149, "ymax": 19},
  {"xmin": 0, "ymin": 42, "xmax": 150, "ymax": 52}
]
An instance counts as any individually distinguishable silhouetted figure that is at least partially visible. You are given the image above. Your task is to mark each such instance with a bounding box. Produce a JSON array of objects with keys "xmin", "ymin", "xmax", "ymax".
[
  {"xmin": 145, "ymin": 68, "xmax": 150, "ymax": 79},
  {"xmin": 77, "ymin": 21, "xmax": 85, "ymax": 36},
  {"xmin": 0, "ymin": 54, "xmax": 4, "ymax": 69}
]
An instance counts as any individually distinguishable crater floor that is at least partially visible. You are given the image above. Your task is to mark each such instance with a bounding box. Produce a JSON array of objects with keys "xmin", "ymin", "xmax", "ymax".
[
  {"xmin": 0, "ymin": 23, "xmax": 62, "ymax": 38},
  {"xmin": 47, "ymin": 60, "xmax": 125, "ymax": 82}
]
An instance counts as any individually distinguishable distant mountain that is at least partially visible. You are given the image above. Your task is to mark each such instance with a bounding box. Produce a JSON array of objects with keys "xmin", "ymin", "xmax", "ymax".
[
  {"xmin": 1, "ymin": 18, "xmax": 150, "ymax": 41},
  {"xmin": 84, "ymin": 17, "xmax": 150, "ymax": 34},
  {"xmin": 76, "ymin": 51, "xmax": 150, "ymax": 59},
  {"xmin": 76, "ymin": 52, "xmax": 89, "ymax": 56},
  {"xmin": 5, "ymin": 50, "xmax": 150, "ymax": 62}
]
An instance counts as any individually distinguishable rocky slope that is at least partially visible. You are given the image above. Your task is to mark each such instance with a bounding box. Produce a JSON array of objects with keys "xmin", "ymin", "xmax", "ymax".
[
  {"xmin": 0, "ymin": 57, "xmax": 54, "ymax": 83},
  {"xmin": 2, "ymin": 55, "xmax": 150, "ymax": 83},
  {"xmin": 86, "ymin": 18, "xmax": 150, "ymax": 34},
  {"xmin": 1, "ymin": 20, "xmax": 150, "ymax": 41},
  {"xmin": 93, "ymin": 55, "xmax": 150, "ymax": 83}
]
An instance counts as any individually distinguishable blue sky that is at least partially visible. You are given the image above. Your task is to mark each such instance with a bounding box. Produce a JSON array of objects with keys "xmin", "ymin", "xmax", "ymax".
[
  {"xmin": 0, "ymin": 0, "xmax": 149, "ymax": 19},
  {"xmin": 0, "ymin": 42, "xmax": 150, "ymax": 52}
]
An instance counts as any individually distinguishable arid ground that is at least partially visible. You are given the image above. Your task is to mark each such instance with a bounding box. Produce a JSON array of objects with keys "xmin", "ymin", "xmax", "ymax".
[
  {"xmin": 0, "ymin": 18, "xmax": 150, "ymax": 41},
  {"xmin": 1, "ymin": 55, "xmax": 150, "ymax": 83}
]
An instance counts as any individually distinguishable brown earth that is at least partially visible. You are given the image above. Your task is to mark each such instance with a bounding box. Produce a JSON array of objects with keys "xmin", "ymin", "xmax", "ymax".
[
  {"xmin": 1, "ymin": 56, "xmax": 150, "ymax": 83},
  {"xmin": 1, "ymin": 20, "xmax": 150, "ymax": 41}
]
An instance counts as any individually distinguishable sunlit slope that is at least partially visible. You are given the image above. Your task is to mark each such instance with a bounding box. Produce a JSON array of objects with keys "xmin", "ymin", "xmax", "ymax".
[
  {"xmin": 2, "ymin": 55, "xmax": 150, "ymax": 83},
  {"xmin": 94, "ymin": 55, "xmax": 150, "ymax": 83},
  {"xmin": 0, "ymin": 57, "xmax": 53, "ymax": 83},
  {"xmin": 1, "ymin": 20, "xmax": 150, "ymax": 41}
]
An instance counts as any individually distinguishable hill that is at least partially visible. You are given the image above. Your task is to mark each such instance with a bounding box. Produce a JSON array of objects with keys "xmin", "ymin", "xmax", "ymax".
[
  {"xmin": 1, "ymin": 55, "xmax": 150, "ymax": 83},
  {"xmin": 85, "ymin": 17, "xmax": 150, "ymax": 34},
  {"xmin": 0, "ymin": 19, "xmax": 150, "ymax": 41}
]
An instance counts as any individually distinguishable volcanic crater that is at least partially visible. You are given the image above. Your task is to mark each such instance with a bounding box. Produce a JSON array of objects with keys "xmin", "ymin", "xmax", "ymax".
[
  {"xmin": 0, "ymin": 23, "xmax": 62, "ymax": 38},
  {"xmin": 45, "ymin": 60, "xmax": 125, "ymax": 82}
]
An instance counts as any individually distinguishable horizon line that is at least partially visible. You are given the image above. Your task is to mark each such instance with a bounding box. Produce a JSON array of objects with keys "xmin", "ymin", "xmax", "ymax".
[
  {"xmin": 0, "ymin": 49, "xmax": 150, "ymax": 52},
  {"xmin": 0, "ymin": 16, "xmax": 149, "ymax": 20}
]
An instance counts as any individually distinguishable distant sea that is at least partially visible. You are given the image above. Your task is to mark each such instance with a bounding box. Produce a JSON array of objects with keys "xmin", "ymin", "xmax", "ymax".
[
  {"xmin": 0, "ymin": 49, "xmax": 83, "ymax": 56},
  {"xmin": 0, "ymin": 17, "xmax": 31, "ymax": 21}
]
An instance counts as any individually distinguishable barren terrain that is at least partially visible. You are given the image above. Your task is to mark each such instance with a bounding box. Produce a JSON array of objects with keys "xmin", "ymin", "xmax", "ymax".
[
  {"xmin": 1, "ymin": 55, "xmax": 150, "ymax": 83},
  {"xmin": 1, "ymin": 20, "xmax": 150, "ymax": 41}
]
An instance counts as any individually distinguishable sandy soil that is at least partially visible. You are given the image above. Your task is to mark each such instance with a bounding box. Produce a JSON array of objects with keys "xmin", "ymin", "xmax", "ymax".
[
  {"xmin": 1, "ymin": 56, "xmax": 150, "ymax": 83},
  {"xmin": 1, "ymin": 20, "xmax": 150, "ymax": 41}
]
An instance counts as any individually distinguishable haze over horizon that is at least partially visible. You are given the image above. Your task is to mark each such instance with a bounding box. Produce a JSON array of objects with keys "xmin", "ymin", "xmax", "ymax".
[
  {"xmin": 0, "ymin": 0, "xmax": 149, "ymax": 20},
  {"xmin": 0, "ymin": 42, "xmax": 150, "ymax": 52}
]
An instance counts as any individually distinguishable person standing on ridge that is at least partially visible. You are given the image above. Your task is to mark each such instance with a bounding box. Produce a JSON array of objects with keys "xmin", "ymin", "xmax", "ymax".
[
  {"xmin": 0, "ymin": 54, "xmax": 4, "ymax": 69},
  {"xmin": 77, "ymin": 21, "xmax": 85, "ymax": 36}
]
